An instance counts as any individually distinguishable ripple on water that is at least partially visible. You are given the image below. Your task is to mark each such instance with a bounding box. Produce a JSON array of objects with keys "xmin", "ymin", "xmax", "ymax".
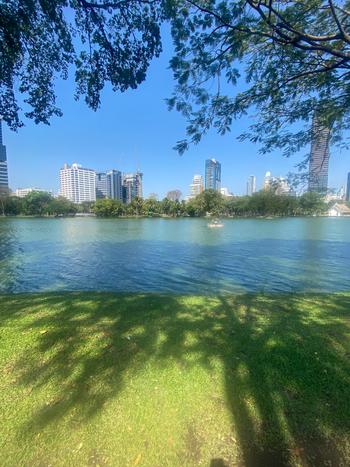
[{"xmin": 0, "ymin": 217, "xmax": 349, "ymax": 293}]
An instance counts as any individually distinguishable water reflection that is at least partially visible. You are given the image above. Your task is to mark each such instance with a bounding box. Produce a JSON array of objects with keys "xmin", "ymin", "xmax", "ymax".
[{"xmin": 0, "ymin": 218, "xmax": 349, "ymax": 294}]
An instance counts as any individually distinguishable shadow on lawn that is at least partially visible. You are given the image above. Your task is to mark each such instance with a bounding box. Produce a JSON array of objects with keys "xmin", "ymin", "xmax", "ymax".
[{"xmin": 1, "ymin": 292, "xmax": 350, "ymax": 466}]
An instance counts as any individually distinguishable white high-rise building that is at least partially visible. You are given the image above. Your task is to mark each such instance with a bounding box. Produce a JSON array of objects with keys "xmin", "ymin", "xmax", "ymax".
[
  {"xmin": 246, "ymin": 175, "xmax": 256, "ymax": 196},
  {"xmin": 189, "ymin": 174, "xmax": 203, "ymax": 199},
  {"xmin": 263, "ymin": 171, "xmax": 272, "ymax": 190},
  {"xmin": 60, "ymin": 163, "xmax": 96, "ymax": 203}
]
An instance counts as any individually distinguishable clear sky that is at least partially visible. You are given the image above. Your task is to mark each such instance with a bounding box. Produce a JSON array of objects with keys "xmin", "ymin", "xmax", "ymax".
[{"xmin": 3, "ymin": 32, "xmax": 349, "ymax": 198}]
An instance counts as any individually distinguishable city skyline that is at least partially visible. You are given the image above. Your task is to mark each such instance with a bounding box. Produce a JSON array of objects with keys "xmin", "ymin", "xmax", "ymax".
[
  {"xmin": 59, "ymin": 163, "xmax": 143, "ymax": 204},
  {"xmin": 3, "ymin": 32, "xmax": 348, "ymax": 199}
]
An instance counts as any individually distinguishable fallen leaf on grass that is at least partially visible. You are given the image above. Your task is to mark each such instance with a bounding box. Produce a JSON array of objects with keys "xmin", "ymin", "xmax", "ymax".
[
  {"xmin": 133, "ymin": 453, "xmax": 142, "ymax": 465},
  {"xmin": 75, "ymin": 442, "xmax": 83, "ymax": 452}
]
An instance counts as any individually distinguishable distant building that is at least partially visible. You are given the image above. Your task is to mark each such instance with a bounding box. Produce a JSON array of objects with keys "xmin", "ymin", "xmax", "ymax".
[
  {"xmin": 263, "ymin": 171, "xmax": 272, "ymax": 190},
  {"xmin": 328, "ymin": 203, "xmax": 350, "ymax": 217},
  {"xmin": 148, "ymin": 193, "xmax": 158, "ymax": 200},
  {"xmin": 325, "ymin": 187, "xmax": 345, "ymax": 203},
  {"xmin": 188, "ymin": 174, "xmax": 203, "ymax": 199},
  {"xmin": 166, "ymin": 190, "xmax": 182, "ymax": 201},
  {"xmin": 220, "ymin": 187, "xmax": 233, "ymax": 198},
  {"xmin": 15, "ymin": 188, "xmax": 48, "ymax": 198},
  {"xmin": 308, "ymin": 115, "xmax": 330, "ymax": 193},
  {"xmin": 96, "ymin": 172, "xmax": 107, "ymax": 199},
  {"xmin": 123, "ymin": 171, "xmax": 143, "ymax": 204},
  {"xmin": 274, "ymin": 177, "xmax": 293, "ymax": 196},
  {"xmin": 0, "ymin": 119, "xmax": 9, "ymax": 195},
  {"xmin": 107, "ymin": 170, "xmax": 123, "ymax": 201},
  {"xmin": 246, "ymin": 175, "xmax": 256, "ymax": 196},
  {"xmin": 346, "ymin": 173, "xmax": 350, "ymax": 202},
  {"xmin": 60, "ymin": 163, "xmax": 96, "ymax": 203},
  {"xmin": 205, "ymin": 158, "xmax": 221, "ymax": 191},
  {"xmin": 263, "ymin": 172, "xmax": 294, "ymax": 196}
]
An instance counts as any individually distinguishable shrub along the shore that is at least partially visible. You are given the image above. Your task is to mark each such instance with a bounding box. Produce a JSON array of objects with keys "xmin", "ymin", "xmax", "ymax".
[
  {"xmin": 94, "ymin": 189, "xmax": 328, "ymax": 217},
  {"xmin": 0, "ymin": 189, "xmax": 329, "ymax": 218}
]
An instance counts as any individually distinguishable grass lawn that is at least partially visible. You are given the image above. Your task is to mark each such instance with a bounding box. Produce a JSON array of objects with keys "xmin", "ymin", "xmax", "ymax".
[{"xmin": 0, "ymin": 293, "xmax": 349, "ymax": 466}]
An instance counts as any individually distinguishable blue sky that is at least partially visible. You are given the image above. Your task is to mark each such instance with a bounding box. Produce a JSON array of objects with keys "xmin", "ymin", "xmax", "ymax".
[{"xmin": 3, "ymin": 32, "xmax": 349, "ymax": 198}]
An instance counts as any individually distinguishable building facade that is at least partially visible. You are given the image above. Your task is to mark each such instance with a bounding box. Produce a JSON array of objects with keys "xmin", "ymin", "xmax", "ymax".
[
  {"xmin": 246, "ymin": 175, "xmax": 256, "ymax": 196},
  {"xmin": 123, "ymin": 171, "xmax": 143, "ymax": 204},
  {"xmin": 96, "ymin": 172, "xmax": 108, "ymax": 199},
  {"xmin": 189, "ymin": 174, "xmax": 204, "ymax": 199},
  {"xmin": 0, "ymin": 120, "xmax": 9, "ymax": 195},
  {"xmin": 263, "ymin": 171, "xmax": 272, "ymax": 190},
  {"xmin": 308, "ymin": 115, "xmax": 330, "ymax": 193},
  {"xmin": 205, "ymin": 159, "xmax": 221, "ymax": 191},
  {"xmin": 346, "ymin": 172, "xmax": 350, "ymax": 202},
  {"xmin": 60, "ymin": 163, "xmax": 96, "ymax": 203},
  {"xmin": 107, "ymin": 170, "xmax": 123, "ymax": 201},
  {"xmin": 15, "ymin": 188, "xmax": 48, "ymax": 198},
  {"xmin": 263, "ymin": 171, "xmax": 294, "ymax": 195}
]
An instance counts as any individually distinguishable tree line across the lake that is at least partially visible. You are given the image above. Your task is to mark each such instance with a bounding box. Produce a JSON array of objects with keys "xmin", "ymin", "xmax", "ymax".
[{"xmin": 0, "ymin": 189, "xmax": 335, "ymax": 218}]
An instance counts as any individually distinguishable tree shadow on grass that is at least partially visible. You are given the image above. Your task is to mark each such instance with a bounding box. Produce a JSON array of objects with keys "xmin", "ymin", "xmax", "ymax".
[{"xmin": 1, "ymin": 292, "xmax": 350, "ymax": 466}]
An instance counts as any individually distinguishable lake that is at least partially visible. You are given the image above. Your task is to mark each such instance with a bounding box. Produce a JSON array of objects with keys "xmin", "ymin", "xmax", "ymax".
[{"xmin": 0, "ymin": 217, "xmax": 349, "ymax": 294}]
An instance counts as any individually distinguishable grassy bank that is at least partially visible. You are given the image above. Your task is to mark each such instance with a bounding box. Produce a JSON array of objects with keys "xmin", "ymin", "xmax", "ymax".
[{"xmin": 0, "ymin": 293, "xmax": 349, "ymax": 466}]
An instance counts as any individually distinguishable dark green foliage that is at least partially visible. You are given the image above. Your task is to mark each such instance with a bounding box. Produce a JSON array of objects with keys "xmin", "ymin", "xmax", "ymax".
[
  {"xmin": 2, "ymin": 0, "xmax": 350, "ymax": 163},
  {"xmin": 92, "ymin": 190, "xmax": 328, "ymax": 217},
  {"xmin": 0, "ymin": 190, "xmax": 329, "ymax": 218},
  {"xmin": 0, "ymin": 195, "xmax": 22, "ymax": 215},
  {"xmin": 93, "ymin": 198, "xmax": 124, "ymax": 216},
  {"xmin": 49, "ymin": 196, "xmax": 78, "ymax": 216},
  {"xmin": 22, "ymin": 191, "xmax": 54, "ymax": 216},
  {"xmin": 0, "ymin": 192, "xmax": 77, "ymax": 216},
  {"xmin": 168, "ymin": 1, "xmax": 350, "ymax": 157},
  {"xmin": 0, "ymin": 0, "xmax": 164, "ymax": 129}
]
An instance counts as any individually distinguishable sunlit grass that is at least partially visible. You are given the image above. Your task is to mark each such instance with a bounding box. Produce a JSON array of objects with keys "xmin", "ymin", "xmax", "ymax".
[{"xmin": 0, "ymin": 293, "xmax": 349, "ymax": 466}]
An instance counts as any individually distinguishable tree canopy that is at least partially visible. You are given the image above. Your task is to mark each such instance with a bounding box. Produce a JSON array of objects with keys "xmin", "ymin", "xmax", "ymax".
[
  {"xmin": 1, "ymin": 1, "xmax": 350, "ymax": 158},
  {"xmin": 0, "ymin": 0, "xmax": 164, "ymax": 129},
  {"xmin": 168, "ymin": 0, "xmax": 350, "ymax": 157},
  {"xmin": 0, "ymin": 189, "xmax": 329, "ymax": 217}
]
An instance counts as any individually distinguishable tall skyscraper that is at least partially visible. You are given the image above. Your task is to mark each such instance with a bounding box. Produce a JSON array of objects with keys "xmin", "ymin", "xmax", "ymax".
[
  {"xmin": 107, "ymin": 170, "xmax": 122, "ymax": 201},
  {"xmin": 189, "ymin": 174, "xmax": 203, "ymax": 199},
  {"xmin": 96, "ymin": 172, "xmax": 108, "ymax": 199},
  {"xmin": 0, "ymin": 119, "xmax": 9, "ymax": 195},
  {"xmin": 60, "ymin": 163, "xmax": 96, "ymax": 203},
  {"xmin": 308, "ymin": 115, "xmax": 330, "ymax": 193},
  {"xmin": 246, "ymin": 175, "xmax": 256, "ymax": 196},
  {"xmin": 205, "ymin": 158, "xmax": 221, "ymax": 191},
  {"xmin": 263, "ymin": 171, "xmax": 272, "ymax": 190},
  {"xmin": 346, "ymin": 172, "xmax": 350, "ymax": 202},
  {"xmin": 123, "ymin": 171, "xmax": 143, "ymax": 204}
]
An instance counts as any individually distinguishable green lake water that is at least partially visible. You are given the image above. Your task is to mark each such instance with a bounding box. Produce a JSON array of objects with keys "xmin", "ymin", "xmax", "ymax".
[{"xmin": 0, "ymin": 217, "xmax": 349, "ymax": 293}]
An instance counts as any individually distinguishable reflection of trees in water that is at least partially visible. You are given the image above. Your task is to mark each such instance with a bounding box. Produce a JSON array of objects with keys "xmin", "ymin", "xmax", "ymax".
[
  {"xmin": 3, "ymin": 293, "xmax": 349, "ymax": 466},
  {"xmin": 0, "ymin": 219, "xmax": 22, "ymax": 292}
]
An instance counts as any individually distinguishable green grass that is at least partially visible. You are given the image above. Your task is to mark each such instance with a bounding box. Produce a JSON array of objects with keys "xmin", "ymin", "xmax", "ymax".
[{"xmin": 0, "ymin": 293, "xmax": 349, "ymax": 466}]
